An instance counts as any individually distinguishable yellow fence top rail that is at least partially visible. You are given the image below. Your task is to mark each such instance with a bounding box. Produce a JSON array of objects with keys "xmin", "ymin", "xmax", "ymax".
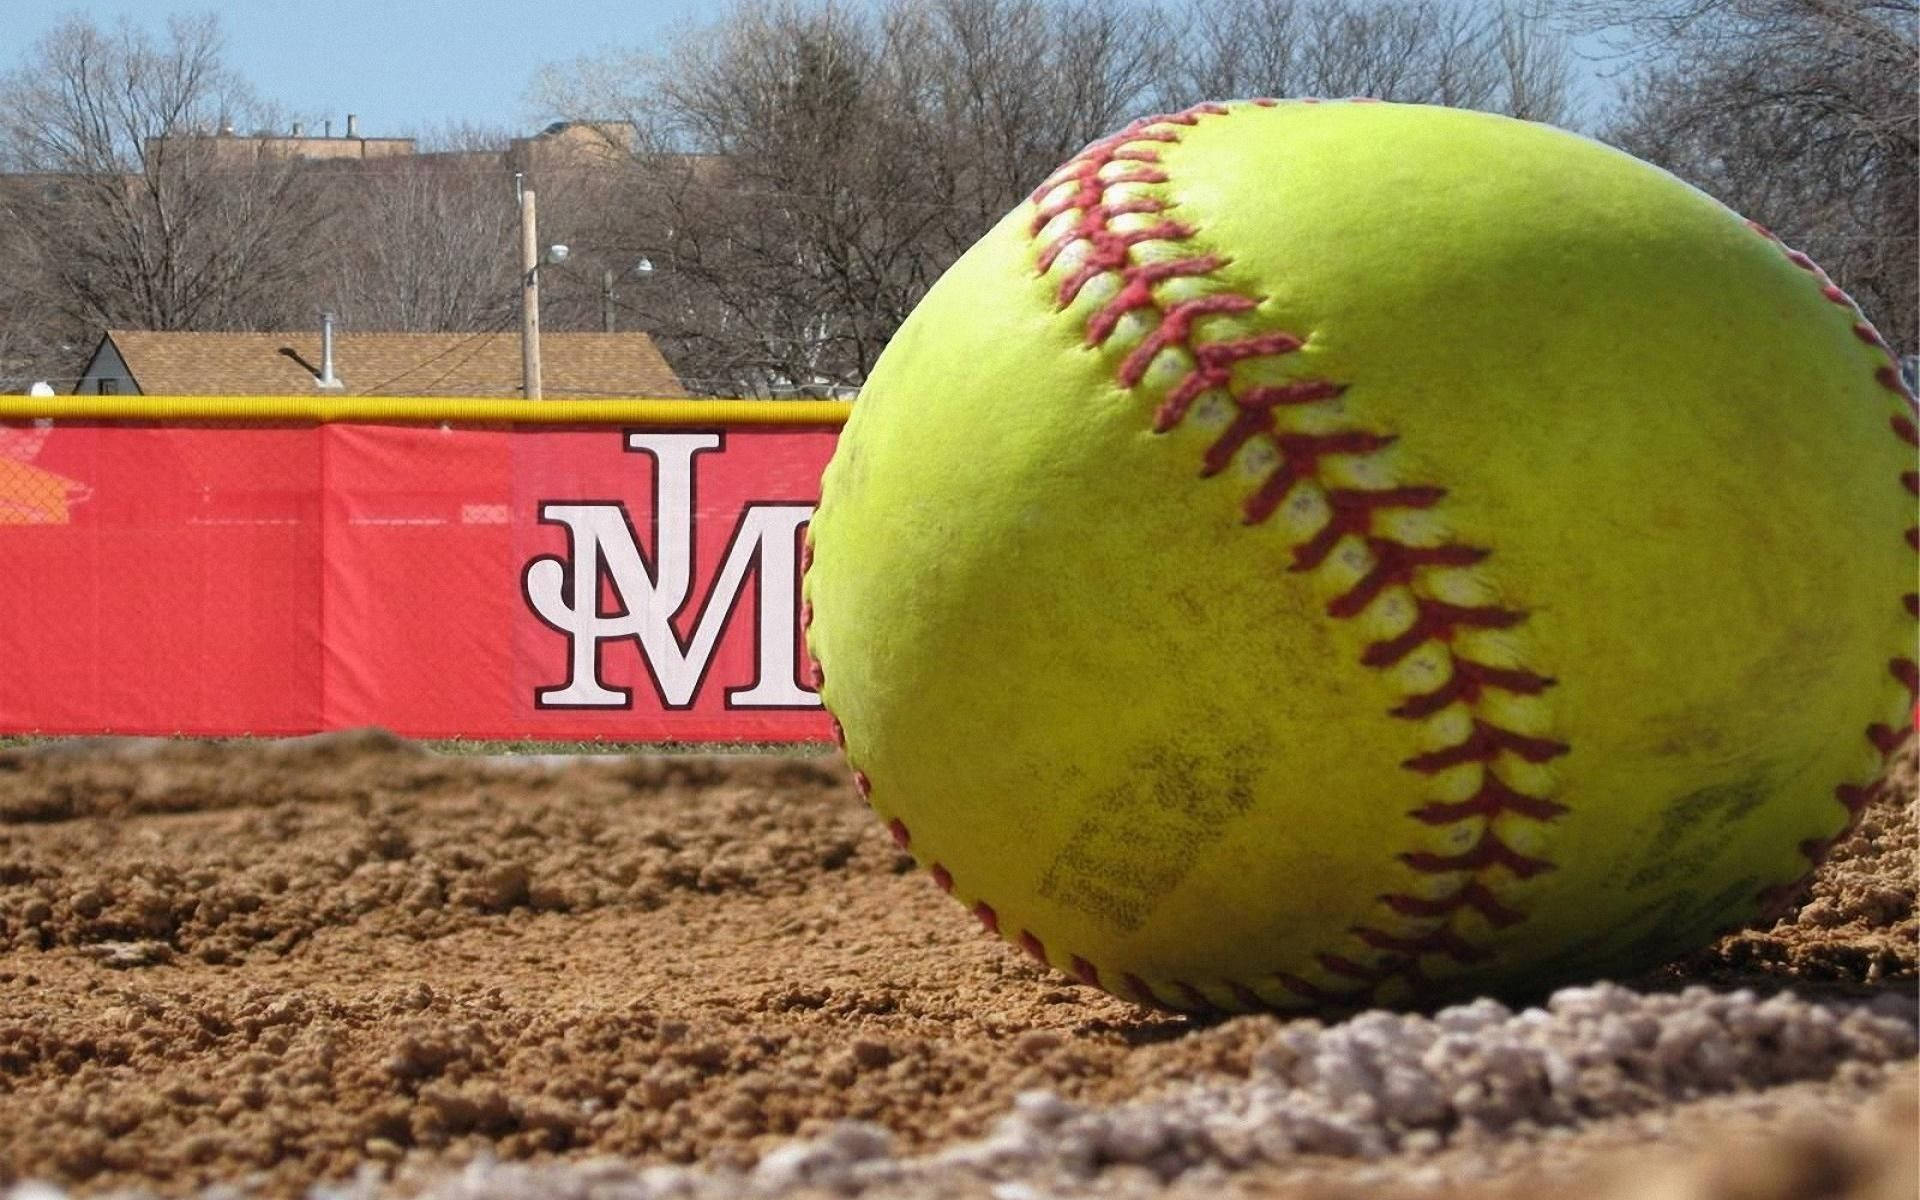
[{"xmin": 0, "ymin": 395, "xmax": 853, "ymax": 426}]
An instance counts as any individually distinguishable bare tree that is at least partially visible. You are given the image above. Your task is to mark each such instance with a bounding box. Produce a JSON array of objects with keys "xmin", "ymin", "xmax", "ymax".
[
  {"xmin": 321, "ymin": 160, "xmax": 520, "ymax": 333},
  {"xmin": 1565, "ymin": 0, "xmax": 1917, "ymax": 352},
  {"xmin": 408, "ymin": 121, "xmax": 523, "ymax": 154},
  {"xmin": 902, "ymin": 0, "xmax": 1169, "ymax": 207},
  {"xmin": 1494, "ymin": 5, "xmax": 1578, "ymax": 120},
  {"xmin": 1162, "ymin": 0, "xmax": 1579, "ymax": 122},
  {"xmin": 0, "ymin": 186, "xmax": 76, "ymax": 390},
  {"xmin": 0, "ymin": 13, "xmax": 336, "ymax": 346},
  {"xmin": 619, "ymin": 1, "xmax": 895, "ymax": 392}
]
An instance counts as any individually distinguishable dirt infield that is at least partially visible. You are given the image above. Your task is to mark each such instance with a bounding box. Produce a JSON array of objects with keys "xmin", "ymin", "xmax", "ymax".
[{"xmin": 0, "ymin": 731, "xmax": 1913, "ymax": 1199}]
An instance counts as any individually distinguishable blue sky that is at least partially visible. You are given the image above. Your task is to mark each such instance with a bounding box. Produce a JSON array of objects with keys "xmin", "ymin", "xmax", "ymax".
[{"xmin": 5, "ymin": 1, "xmax": 728, "ymax": 139}]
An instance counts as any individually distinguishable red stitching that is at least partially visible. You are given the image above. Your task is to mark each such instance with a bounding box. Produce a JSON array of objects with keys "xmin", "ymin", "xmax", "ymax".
[
  {"xmin": 1317, "ymin": 950, "xmax": 1433, "ymax": 993},
  {"xmin": 1330, "ymin": 540, "xmax": 1490, "ymax": 620},
  {"xmin": 1379, "ymin": 880, "xmax": 1525, "ymax": 927},
  {"xmin": 1206, "ymin": 425, "xmax": 1387, "ymax": 485},
  {"xmin": 1286, "ymin": 483, "xmax": 1445, "ymax": 560},
  {"xmin": 1225, "ymin": 980, "xmax": 1270, "ymax": 1011},
  {"xmin": 1269, "ymin": 970, "xmax": 1338, "ymax": 1006},
  {"xmin": 972, "ymin": 899, "xmax": 997, "ymax": 931},
  {"xmin": 1035, "ymin": 162, "xmax": 1170, "ymax": 231},
  {"xmin": 1351, "ymin": 924, "xmax": 1490, "ymax": 964},
  {"xmin": 1774, "ymin": 783, "xmax": 1880, "ymax": 908},
  {"xmin": 1400, "ymin": 829, "xmax": 1555, "ymax": 878},
  {"xmin": 1867, "ymin": 723, "xmax": 1904, "ymax": 757},
  {"xmin": 1119, "ymin": 294, "xmax": 1260, "ymax": 381},
  {"xmin": 1174, "ymin": 980, "xmax": 1225, "ymax": 1013},
  {"xmin": 1893, "ymin": 658, "xmax": 1919, "ymax": 700},
  {"xmin": 1154, "ymin": 335, "xmax": 1317, "ymax": 431},
  {"xmin": 1409, "ymin": 770, "xmax": 1568, "ymax": 824},
  {"xmin": 1018, "ymin": 930, "xmax": 1049, "ymax": 964},
  {"xmin": 1315, "ymin": 952, "xmax": 1377, "ymax": 981},
  {"xmin": 1391, "ymin": 659, "xmax": 1555, "ymax": 720},
  {"xmin": 1086, "ymin": 254, "xmax": 1223, "ymax": 340},
  {"xmin": 1361, "ymin": 598, "xmax": 1527, "ymax": 668},
  {"xmin": 1835, "ymin": 783, "xmax": 1873, "ymax": 816},
  {"xmin": 1036, "ymin": 197, "xmax": 1171, "ymax": 267},
  {"xmin": 1048, "ymin": 219, "xmax": 1196, "ymax": 302},
  {"xmin": 1120, "ymin": 972, "xmax": 1164, "ymax": 1007},
  {"xmin": 1199, "ymin": 383, "xmax": 1355, "ymax": 472},
  {"xmin": 1402, "ymin": 720, "xmax": 1571, "ymax": 773}
]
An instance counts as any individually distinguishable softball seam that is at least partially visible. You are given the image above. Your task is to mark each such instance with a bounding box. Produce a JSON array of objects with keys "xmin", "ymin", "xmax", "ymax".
[
  {"xmin": 1013, "ymin": 98, "xmax": 1570, "ymax": 1011},
  {"xmin": 1743, "ymin": 220, "xmax": 1919, "ymax": 914}
]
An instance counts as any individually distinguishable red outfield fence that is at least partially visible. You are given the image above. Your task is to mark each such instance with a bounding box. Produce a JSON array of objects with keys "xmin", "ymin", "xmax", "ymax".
[{"xmin": 0, "ymin": 397, "xmax": 847, "ymax": 742}]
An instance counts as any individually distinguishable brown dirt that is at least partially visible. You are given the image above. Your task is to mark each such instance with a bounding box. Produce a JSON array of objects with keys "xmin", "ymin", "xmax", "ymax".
[
  {"xmin": 1639, "ymin": 738, "xmax": 1918, "ymax": 994},
  {"xmin": 0, "ymin": 729, "xmax": 1912, "ymax": 1199}
]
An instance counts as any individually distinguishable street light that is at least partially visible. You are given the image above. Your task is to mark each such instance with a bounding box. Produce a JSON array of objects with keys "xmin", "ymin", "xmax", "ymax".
[{"xmin": 601, "ymin": 257, "xmax": 653, "ymax": 333}]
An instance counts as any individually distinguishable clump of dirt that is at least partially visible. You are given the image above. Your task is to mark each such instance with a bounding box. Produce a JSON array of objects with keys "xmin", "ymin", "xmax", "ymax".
[
  {"xmin": 0, "ymin": 733, "xmax": 1911, "ymax": 1199},
  {"xmin": 1647, "ymin": 742, "xmax": 1917, "ymax": 989}
]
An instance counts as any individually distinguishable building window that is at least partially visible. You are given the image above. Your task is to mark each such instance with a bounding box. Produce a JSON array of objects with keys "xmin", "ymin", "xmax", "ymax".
[{"xmin": 97, "ymin": 378, "xmax": 117, "ymax": 395}]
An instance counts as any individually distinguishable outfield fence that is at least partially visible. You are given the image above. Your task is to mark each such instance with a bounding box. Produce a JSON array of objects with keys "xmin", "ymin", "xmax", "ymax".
[{"xmin": 0, "ymin": 396, "xmax": 849, "ymax": 742}]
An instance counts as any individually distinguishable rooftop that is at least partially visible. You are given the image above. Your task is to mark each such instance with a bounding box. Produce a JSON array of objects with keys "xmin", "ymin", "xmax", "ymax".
[{"xmin": 96, "ymin": 330, "xmax": 685, "ymax": 398}]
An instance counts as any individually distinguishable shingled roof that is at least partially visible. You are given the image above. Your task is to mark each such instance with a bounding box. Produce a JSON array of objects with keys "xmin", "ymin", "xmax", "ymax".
[{"xmin": 89, "ymin": 330, "xmax": 685, "ymax": 398}]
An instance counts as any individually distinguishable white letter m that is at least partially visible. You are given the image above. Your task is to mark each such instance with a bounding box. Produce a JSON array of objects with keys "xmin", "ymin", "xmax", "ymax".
[{"xmin": 523, "ymin": 432, "xmax": 816, "ymax": 710}]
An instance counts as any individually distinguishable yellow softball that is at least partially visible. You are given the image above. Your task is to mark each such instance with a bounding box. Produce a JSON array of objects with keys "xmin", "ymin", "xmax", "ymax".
[{"xmin": 802, "ymin": 100, "xmax": 1917, "ymax": 1014}]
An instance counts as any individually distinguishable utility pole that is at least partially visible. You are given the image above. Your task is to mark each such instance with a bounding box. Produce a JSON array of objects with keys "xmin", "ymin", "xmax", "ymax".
[{"xmin": 519, "ymin": 179, "xmax": 543, "ymax": 400}]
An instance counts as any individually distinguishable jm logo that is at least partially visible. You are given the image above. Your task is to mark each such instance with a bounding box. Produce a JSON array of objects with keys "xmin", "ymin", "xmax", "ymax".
[{"xmin": 523, "ymin": 431, "xmax": 818, "ymax": 710}]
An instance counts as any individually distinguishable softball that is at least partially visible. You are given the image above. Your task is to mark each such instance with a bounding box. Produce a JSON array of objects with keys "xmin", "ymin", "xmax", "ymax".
[{"xmin": 801, "ymin": 100, "xmax": 1917, "ymax": 1014}]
